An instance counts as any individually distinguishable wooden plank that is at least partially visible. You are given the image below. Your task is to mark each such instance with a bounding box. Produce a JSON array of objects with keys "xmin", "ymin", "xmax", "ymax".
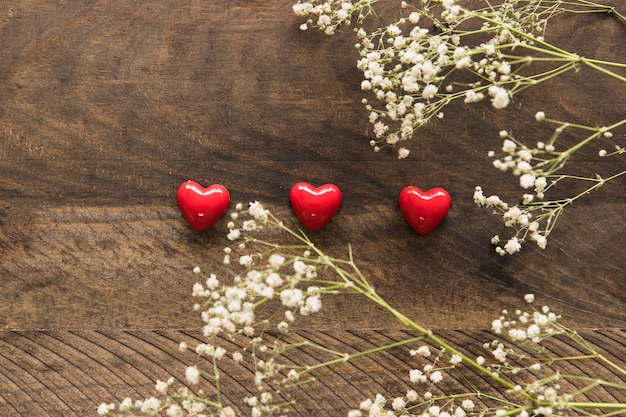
[
  {"xmin": 0, "ymin": 0, "xmax": 624, "ymax": 414},
  {"xmin": 0, "ymin": 330, "xmax": 624, "ymax": 416}
]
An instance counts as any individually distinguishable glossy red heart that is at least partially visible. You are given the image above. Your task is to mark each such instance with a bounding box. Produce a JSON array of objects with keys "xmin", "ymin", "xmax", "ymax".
[
  {"xmin": 177, "ymin": 181, "xmax": 230, "ymax": 231},
  {"xmin": 398, "ymin": 186, "xmax": 451, "ymax": 235},
  {"xmin": 290, "ymin": 182, "xmax": 342, "ymax": 231}
]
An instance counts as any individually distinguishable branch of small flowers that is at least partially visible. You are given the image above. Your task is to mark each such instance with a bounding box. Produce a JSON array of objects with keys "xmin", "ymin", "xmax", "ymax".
[
  {"xmin": 476, "ymin": 169, "xmax": 625, "ymax": 255},
  {"xmin": 246, "ymin": 216, "xmax": 549, "ymax": 406},
  {"xmin": 473, "ymin": 112, "xmax": 625, "ymax": 254},
  {"xmin": 292, "ymin": 0, "xmax": 380, "ymax": 34},
  {"xmin": 294, "ymin": 0, "xmax": 625, "ymax": 163},
  {"xmin": 231, "ymin": 206, "xmax": 556, "ymax": 410},
  {"xmin": 495, "ymin": 313, "xmax": 626, "ymax": 381},
  {"xmin": 98, "ymin": 203, "xmax": 626, "ymax": 417},
  {"xmin": 401, "ymin": 391, "xmax": 529, "ymax": 417}
]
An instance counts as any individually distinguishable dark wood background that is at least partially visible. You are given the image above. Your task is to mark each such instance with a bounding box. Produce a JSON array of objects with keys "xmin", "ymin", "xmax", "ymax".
[{"xmin": 0, "ymin": 1, "xmax": 624, "ymax": 415}]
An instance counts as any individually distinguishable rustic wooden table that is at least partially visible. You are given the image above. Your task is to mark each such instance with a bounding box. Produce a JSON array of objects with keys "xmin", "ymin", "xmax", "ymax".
[{"xmin": 1, "ymin": 1, "xmax": 624, "ymax": 416}]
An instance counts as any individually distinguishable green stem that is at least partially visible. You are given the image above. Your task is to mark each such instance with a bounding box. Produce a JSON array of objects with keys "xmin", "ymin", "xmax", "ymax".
[
  {"xmin": 299, "ymin": 335, "xmax": 426, "ymax": 373},
  {"xmin": 348, "ymin": 275, "xmax": 537, "ymax": 401},
  {"xmin": 569, "ymin": 402, "xmax": 626, "ymax": 410},
  {"xmin": 562, "ymin": 118, "xmax": 626, "ymax": 156},
  {"xmin": 476, "ymin": 13, "xmax": 626, "ymax": 83},
  {"xmin": 580, "ymin": 57, "xmax": 626, "ymax": 83}
]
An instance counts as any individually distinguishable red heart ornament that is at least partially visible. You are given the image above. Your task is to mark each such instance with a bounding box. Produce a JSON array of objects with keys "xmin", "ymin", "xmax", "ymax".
[
  {"xmin": 398, "ymin": 186, "xmax": 451, "ymax": 235},
  {"xmin": 177, "ymin": 181, "xmax": 230, "ymax": 231},
  {"xmin": 290, "ymin": 182, "xmax": 342, "ymax": 231}
]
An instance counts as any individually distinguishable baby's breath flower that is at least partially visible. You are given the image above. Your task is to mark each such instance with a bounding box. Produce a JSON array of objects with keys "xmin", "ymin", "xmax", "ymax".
[
  {"xmin": 503, "ymin": 237, "xmax": 521, "ymax": 254},
  {"xmin": 429, "ymin": 405, "xmax": 441, "ymax": 416},
  {"xmin": 492, "ymin": 318, "xmax": 504, "ymax": 334},
  {"xmin": 488, "ymin": 86, "xmax": 510, "ymax": 109},
  {"xmin": 519, "ymin": 173, "xmax": 536, "ymax": 189},
  {"xmin": 155, "ymin": 379, "xmax": 169, "ymax": 394},
  {"xmin": 492, "ymin": 346, "xmax": 507, "ymax": 362},
  {"xmin": 392, "ymin": 396, "xmax": 406, "ymax": 411},
  {"xmin": 185, "ymin": 365, "xmax": 200, "ymax": 385},
  {"xmin": 409, "ymin": 368, "xmax": 427, "ymax": 383},
  {"xmin": 97, "ymin": 403, "xmax": 115, "ymax": 416},
  {"xmin": 406, "ymin": 389, "xmax": 418, "ymax": 402},
  {"xmin": 398, "ymin": 147, "xmax": 410, "ymax": 159},
  {"xmin": 227, "ymin": 229, "xmax": 240, "ymax": 241},
  {"xmin": 430, "ymin": 370, "xmax": 443, "ymax": 383},
  {"xmin": 239, "ymin": 255, "xmax": 253, "ymax": 267}
]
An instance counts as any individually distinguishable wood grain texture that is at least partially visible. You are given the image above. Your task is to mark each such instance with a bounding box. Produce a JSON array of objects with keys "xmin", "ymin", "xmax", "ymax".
[
  {"xmin": 0, "ymin": 329, "xmax": 624, "ymax": 417},
  {"xmin": 0, "ymin": 0, "xmax": 624, "ymax": 415}
]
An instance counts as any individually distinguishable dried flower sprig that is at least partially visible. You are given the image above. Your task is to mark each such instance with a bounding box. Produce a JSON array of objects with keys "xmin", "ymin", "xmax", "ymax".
[
  {"xmin": 98, "ymin": 203, "xmax": 626, "ymax": 416},
  {"xmin": 474, "ymin": 114, "xmax": 625, "ymax": 254},
  {"xmin": 352, "ymin": 0, "xmax": 626, "ymax": 158},
  {"xmin": 293, "ymin": 0, "xmax": 625, "ymax": 253},
  {"xmin": 292, "ymin": 0, "xmax": 380, "ymax": 34}
]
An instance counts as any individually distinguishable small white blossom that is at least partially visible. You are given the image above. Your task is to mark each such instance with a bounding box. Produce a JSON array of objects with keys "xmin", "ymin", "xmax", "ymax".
[
  {"xmin": 508, "ymin": 328, "xmax": 527, "ymax": 341},
  {"xmin": 268, "ymin": 254, "xmax": 285, "ymax": 270},
  {"xmin": 429, "ymin": 370, "xmax": 443, "ymax": 383},
  {"xmin": 155, "ymin": 379, "xmax": 169, "ymax": 394},
  {"xmin": 422, "ymin": 84, "xmax": 438, "ymax": 99},
  {"xmin": 398, "ymin": 147, "xmax": 410, "ymax": 159},
  {"xmin": 227, "ymin": 229, "xmax": 240, "ymax": 241},
  {"xmin": 406, "ymin": 389, "xmax": 418, "ymax": 402},
  {"xmin": 504, "ymin": 237, "xmax": 522, "ymax": 254},
  {"xmin": 462, "ymin": 400, "xmax": 475, "ymax": 410},
  {"xmin": 239, "ymin": 255, "xmax": 253, "ymax": 267},
  {"xmin": 97, "ymin": 403, "xmax": 115, "ymax": 415},
  {"xmin": 185, "ymin": 365, "xmax": 200, "ymax": 385},
  {"xmin": 166, "ymin": 404, "xmax": 183, "ymax": 417},
  {"xmin": 409, "ymin": 368, "xmax": 427, "ymax": 383},
  {"xmin": 429, "ymin": 405, "xmax": 441, "ymax": 416},
  {"xmin": 519, "ymin": 173, "xmax": 536, "ymax": 189},
  {"xmin": 488, "ymin": 86, "xmax": 510, "ymax": 109},
  {"xmin": 280, "ymin": 288, "xmax": 303, "ymax": 308},
  {"xmin": 392, "ymin": 397, "xmax": 406, "ymax": 411},
  {"xmin": 492, "ymin": 319, "xmax": 504, "ymax": 334},
  {"xmin": 492, "ymin": 346, "xmax": 507, "ymax": 362}
]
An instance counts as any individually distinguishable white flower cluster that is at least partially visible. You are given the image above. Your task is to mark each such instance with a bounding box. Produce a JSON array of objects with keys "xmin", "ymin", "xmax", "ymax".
[
  {"xmin": 353, "ymin": 0, "xmax": 561, "ymax": 158},
  {"xmin": 98, "ymin": 388, "xmax": 237, "ymax": 417},
  {"xmin": 492, "ymin": 296, "xmax": 561, "ymax": 344},
  {"xmin": 489, "ymin": 128, "xmax": 553, "ymax": 195},
  {"xmin": 473, "ymin": 186, "xmax": 548, "ymax": 255},
  {"xmin": 349, "ymin": 344, "xmax": 474, "ymax": 417},
  {"xmin": 349, "ymin": 390, "xmax": 477, "ymax": 417},
  {"xmin": 475, "ymin": 112, "xmax": 626, "ymax": 255},
  {"xmin": 98, "ymin": 202, "xmax": 340, "ymax": 417},
  {"xmin": 292, "ymin": 0, "xmax": 378, "ymax": 34}
]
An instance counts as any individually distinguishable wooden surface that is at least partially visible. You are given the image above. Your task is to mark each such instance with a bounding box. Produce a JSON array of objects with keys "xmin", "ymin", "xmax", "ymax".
[{"xmin": 0, "ymin": 1, "xmax": 624, "ymax": 415}]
